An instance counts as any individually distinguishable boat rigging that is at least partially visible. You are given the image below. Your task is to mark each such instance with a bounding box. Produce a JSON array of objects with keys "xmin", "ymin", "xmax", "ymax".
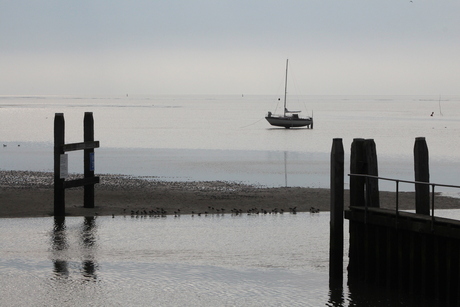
[{"xmin": 265, "ymin": 59, "xmax": 313, "ymax": 129}]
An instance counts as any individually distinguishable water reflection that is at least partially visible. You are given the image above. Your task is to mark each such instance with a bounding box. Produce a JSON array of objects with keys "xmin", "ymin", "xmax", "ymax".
[
  {"xmin": 51, "ymin": 216, "xmax": 98, "ymax": 281},
  {"xmin": 51, "ymin": 216, "xmax": 68, "ymax": 277},
  {"xmin": 80, "ymin": 216, "xmax": 98, "ymax": 280},
  {"xmin": 327, "ymin": 278, "xmax": 344, "ymax": 306},
  {"xmin": 6, "ymin": 212, "xmax": 460, "ymax": 305},
  {"xmin": 327, "ymin": 261, "xmax": 441, "ymax": 306}
]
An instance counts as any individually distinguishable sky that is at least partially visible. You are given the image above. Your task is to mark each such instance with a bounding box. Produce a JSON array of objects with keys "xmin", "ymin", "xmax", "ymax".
[{"xmin": 1, "ymin": 0, "xmax": 459, "ymax": 96}]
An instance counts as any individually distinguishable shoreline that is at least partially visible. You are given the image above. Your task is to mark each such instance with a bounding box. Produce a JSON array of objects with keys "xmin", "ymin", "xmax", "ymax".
[{"xmin": 2, "ymin": 170, "xmax": 460, "ymax": 218}]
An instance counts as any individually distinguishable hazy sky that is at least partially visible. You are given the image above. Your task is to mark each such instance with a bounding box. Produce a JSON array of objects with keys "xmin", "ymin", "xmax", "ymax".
[{"xmin": 1, "ymin": 1, "xmax": 459, "ymax": 95}]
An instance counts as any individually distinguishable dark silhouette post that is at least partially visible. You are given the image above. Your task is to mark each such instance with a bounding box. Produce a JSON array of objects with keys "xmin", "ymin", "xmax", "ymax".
[
  {"xmin": 84, "ymin": 112, "xmax": 95, "ymax": 208},
  {"xmin": 53, "ymin": 112, "xmax": 99, "ymax": 216},
  {"xmin": 330, "ymin": 138, "xmax": 344, "ymax": 283},
  {"xmin": 364, "ymin": 139, "xmax": 379, "ymax": 208},
  {"xmin": 414, "ymin": 137, "xmax": 430, "ymax": 215},
  {"xmin": 350, "ymin": 138, "xmax": 365, "ymax": 206},
  {"xmin": 54, "ymin": 113, "xmax": 65, "ymax": 216}
]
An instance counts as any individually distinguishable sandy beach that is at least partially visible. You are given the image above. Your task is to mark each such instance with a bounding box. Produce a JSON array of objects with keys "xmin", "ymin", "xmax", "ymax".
[{"xmin": 1, "ymin": 170, "xmax": 460, "ymax": 218}]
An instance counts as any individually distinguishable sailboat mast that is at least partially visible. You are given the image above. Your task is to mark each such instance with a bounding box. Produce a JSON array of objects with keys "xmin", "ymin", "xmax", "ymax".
[{"xmin": 283, "ymin": 59, "xmax": 288, "ymax": 117}]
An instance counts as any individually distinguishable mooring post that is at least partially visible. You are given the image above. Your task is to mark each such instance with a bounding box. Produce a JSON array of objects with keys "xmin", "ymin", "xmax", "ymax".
[
  {"xmin": 330, "ymin": 138, "xmax": 344, "ymax": 283},
  {"xmin": 350, "ymin": 138, "xmax": 365, "ymax": 206},
  {"xmin": 364, "ymin": 139, "xmax": 379, "ymax": 208},
  {"xmin": 54, "ymin": 113, "xmax": 65, "ymax": 216},
  {"xmin": 414, "ymin": 137, "xmax": 430, "ymax": 215},
  {"xmin": 84, "ymin": 112, "xmax": 95, "ymax": 208}
]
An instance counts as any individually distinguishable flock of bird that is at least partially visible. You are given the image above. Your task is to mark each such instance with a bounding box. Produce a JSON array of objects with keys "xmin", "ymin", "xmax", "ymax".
[
  {"xmin": 127, "ymin": 208, "xmax": 168, "ymax": 217},
  {"xmin": 123, "ymin": 205, "xmax": 320, "ymax": 218}
]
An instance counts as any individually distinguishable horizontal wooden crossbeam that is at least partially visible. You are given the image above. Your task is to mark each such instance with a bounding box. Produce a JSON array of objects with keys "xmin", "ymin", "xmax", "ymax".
[
  {"xmin": 62, "ymin": 141, "xmax": 100, "ymax": 152},
  {"xmin": 64, "ymin": 176, "xmax": 100, "ymax": 189}
]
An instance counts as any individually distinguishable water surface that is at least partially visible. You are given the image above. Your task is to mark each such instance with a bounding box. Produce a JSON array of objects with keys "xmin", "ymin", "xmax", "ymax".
[{"xmin": 1, "ymin": 95, "xmax": 460, "ymax": 191}]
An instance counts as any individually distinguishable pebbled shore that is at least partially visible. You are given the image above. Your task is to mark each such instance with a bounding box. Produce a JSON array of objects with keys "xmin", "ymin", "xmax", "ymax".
[{"xmin": 1, "ymin": 170, "xmax": 460, "ymax": 218}]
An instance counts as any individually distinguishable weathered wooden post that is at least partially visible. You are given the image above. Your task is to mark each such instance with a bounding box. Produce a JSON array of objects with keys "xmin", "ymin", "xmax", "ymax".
[
  {"xmin": 330, "ymin": 138, "xmax": 344, "ymax": 283},
  {"xmin": 350, "ymin": 138, "xmax": 365, "ymax": 206},
  {"xmin": 364, "ymin": 139, "xmax": 379, "ymax": 208},
  {"xmin": 348, "ymin": 138, "xmax": 365, "ymax": 280},
  {"xmin": 84, "ymin": 112, "xmax": 95, "ymax": 208},
  {"xmin": 54, "ymin": 113, "xmax": 65, "ymax": 216},
  {"xmin": 414, "ymin": 137, "xmax": 430, "ymax": 215},
  {"xmin": 54, "ymin": 112, "xmax": 99, "ymax": 216}
]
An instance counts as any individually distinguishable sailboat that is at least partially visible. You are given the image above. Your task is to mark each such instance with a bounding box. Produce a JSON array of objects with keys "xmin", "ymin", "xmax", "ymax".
[{"xmin": 265, "ymin": 59, "xmax": 313, "ymax": 129}]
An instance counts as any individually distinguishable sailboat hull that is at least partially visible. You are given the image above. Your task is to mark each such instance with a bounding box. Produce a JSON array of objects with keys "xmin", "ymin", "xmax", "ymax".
[{"xmin": 265, "ymin": 116, "xmax": 313, "ymax": 128}]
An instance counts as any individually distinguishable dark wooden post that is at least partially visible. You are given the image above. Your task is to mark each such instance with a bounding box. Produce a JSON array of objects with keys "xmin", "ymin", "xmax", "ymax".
[
  {"xmin": 330, "ymin": 138, "xmax": 344, "ymax": 282},
  {"xmin": 364, "ymin": 139, "xmax": 379, "ymax": 208},
  {"xmin": 414, "ymin": 137, "xmax": 430, "ymax": 215},
  {"xmin": 84, "ymin": 112, "xmax": 95, "ymax": 208},
  {"xmin": 350, "ymin": 138, "xmax": 365, "ymax": 206},
  {"xmin": 54, "ymin": 113, "xmax": 65, "ymax": 216}
]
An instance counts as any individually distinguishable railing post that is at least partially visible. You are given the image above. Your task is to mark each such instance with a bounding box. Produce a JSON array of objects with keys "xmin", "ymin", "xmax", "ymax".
[
  {"xmin": 84, "ymin": 112, "xmax": 95, "ymax": 208},
  {"xmin": 330, "ymin": 138, "xmax": 344, "ymax": 283},
  {"xmin": 431, "ymin": 185, "xmax": 436, "ymax": 230},
  {"xmin": 364, "ymin": 139, "xmax": 379, "ymax": 208},
  {"xmin": 414, "ymin": 137, "xmax": 430, "ymax": 215},
  {"xmin": 54, "ymin": 113, "xmax": 65, "ymax": 216},
  {"xmin": 395, "ymin": 180, "xmax": 400, "ymax": 228},
  {"xmin": 350, "ymin": 138, "xmax": 365, "ymax": 206}
]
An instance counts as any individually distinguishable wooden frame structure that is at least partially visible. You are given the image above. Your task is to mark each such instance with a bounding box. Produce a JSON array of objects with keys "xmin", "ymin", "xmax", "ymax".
[{"xmin": 54, "ymin": 112, "xmax": 100, "ymax": 216}]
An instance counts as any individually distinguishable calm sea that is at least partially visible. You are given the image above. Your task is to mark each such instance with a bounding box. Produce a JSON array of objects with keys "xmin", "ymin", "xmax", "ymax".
[
  {"xmin": 2, "ymin": 211, "xmax": 460, "ymax": 306},
  {"xmin": 1, "ymin": 95, "xmax": 460, "ymax": 306},
  {"xmin": 1, "ymin": 94, "xmax": 460, "ymax": 192}
]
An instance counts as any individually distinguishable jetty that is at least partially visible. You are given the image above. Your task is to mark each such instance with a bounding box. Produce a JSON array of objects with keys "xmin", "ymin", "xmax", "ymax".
[{"xmin": 330, "ymin": 137, "xmax": 460, "ymax": 304}]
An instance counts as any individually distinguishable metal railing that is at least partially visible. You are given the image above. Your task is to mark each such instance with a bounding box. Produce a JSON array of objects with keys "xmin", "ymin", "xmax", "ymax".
[{"xmin": 348, "ymin": 173, "xmax": 460, "ymax": 229}]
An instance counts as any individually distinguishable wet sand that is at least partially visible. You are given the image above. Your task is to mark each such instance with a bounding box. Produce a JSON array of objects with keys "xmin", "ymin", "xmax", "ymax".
[{"xmin": 1, "ymin": 170, "xmax": 460, "ymax": 218}]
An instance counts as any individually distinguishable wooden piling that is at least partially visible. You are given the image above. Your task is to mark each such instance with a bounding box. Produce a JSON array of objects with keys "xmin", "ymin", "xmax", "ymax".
[
  {"xmin": 53, "ymin": 112, "xmax": 99, "ymax": 216},
  {"xmin": 414, "ymin": 137, "xmax": 430, "ymax": 215},
  {"xmin": 84, "ymin": 112, "xmax": 95, "ymax": 208},
  {"xmin": 330, "ymin": 138, "xmax": 344, "ymax": 282},
  {"xmin": 364, "ymin": 139, "xmax": 379, "ymax": 208},
  {"xmin": 350, "ymin": 138, "xmax": 365, "ymax": 207},
  {"xmin": 54, "ymin": 113, "xmax": 65, "ymax": 216}
]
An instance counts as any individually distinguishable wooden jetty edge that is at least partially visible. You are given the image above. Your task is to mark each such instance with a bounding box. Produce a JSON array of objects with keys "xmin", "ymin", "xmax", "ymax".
[{"xmin": 330, "ymin": 137, "xmax": 460, "ymax": 304}]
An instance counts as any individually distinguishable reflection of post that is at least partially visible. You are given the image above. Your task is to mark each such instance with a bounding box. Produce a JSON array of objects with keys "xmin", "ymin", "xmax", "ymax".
[
  {"xmin": 81, "ymin": 216, "xmax": 97, "ymax": 280},
  {"xmin": 82, "ymin": 216, "xmax": 96, "ymax": 247},
  {"xmin": 50, "ymin": 216, "xmax": 98, "ymax": 281},
  {"xmin": 328, "ymin": 285, "xmax": 344, "ymax": 306},
  {"xmin": 82, "ymin": 260, "xmax": 97, "ymax": 280},
  {"xmin": 52, "ymin": 216, "xmax": 68, "ymax": 277},
  {"xmin": 84, "ymin": 112, "xmax": 95, "ymax": 208}
]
